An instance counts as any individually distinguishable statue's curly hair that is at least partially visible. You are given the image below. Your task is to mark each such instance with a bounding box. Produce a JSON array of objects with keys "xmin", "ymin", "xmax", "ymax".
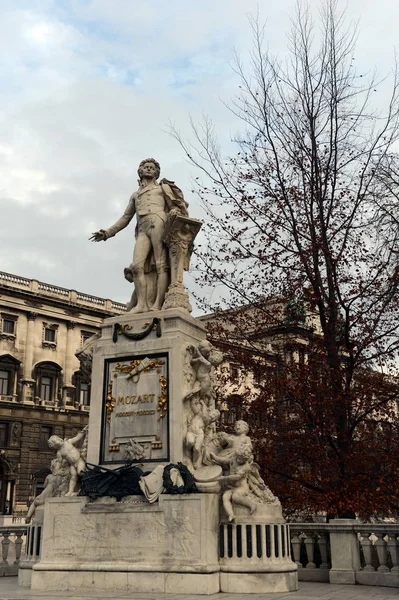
[{"xmin": 137, "ymin": 158, "xmax": 160, "ymax": 180}]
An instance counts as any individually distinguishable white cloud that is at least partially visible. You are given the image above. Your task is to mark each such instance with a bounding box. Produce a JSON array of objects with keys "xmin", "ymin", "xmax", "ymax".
[{"xmin": 1, "ymin": 0, "xmax": 399, "ymax": 311}]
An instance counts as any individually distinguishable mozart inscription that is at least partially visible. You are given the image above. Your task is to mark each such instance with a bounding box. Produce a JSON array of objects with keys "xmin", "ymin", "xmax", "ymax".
[{"xmin": 101, "ymin": 354, "xmax": 169, "ymax": 464}]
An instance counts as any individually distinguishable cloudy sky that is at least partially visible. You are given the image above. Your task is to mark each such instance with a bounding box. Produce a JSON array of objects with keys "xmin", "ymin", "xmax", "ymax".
[{"xmin": 1, "ymin": 0, "xmax": 398, "ymax": 310}]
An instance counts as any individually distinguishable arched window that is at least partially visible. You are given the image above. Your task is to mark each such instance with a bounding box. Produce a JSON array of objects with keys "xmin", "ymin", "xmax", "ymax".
[
  {"xmin": 72, "ymin": 370, "xmax": 91, "ymax": 408},
  {"xmin": 220, "ymin": 394, "xmax": 245, "ymax": 428},
  {"xmin": 0, "ymin": 456, "xmax": 16, "ymax": 515},
  {"xmin": 33, "ymin": 361, "xmax": 62, "ymax": 405},
  {"xmin": 0, "ymin": 354, "xmax": 21, "ymax": 400}
]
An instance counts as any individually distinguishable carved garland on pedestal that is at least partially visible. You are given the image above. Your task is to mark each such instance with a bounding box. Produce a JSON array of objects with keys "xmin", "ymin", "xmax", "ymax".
[{"xmin": 112, "ymin": 318, "xmax": 162, "ymax": 343}]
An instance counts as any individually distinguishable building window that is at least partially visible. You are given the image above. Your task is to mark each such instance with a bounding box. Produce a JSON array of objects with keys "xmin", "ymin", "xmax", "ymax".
[
  {"xmin": 79, "ymin": 382, "xmax": 90, "ymax": 406},
  {"xmin": 0, "ymin": 423, "xmax": 8, "ymax": 447},
  {"xmin": 0, "ymin": 355, "xmax": 20, "ymax": 400},
  {"xmin": 40, "ymin": 376, "xmax": 53, "ymax": 402},
  {"xmin": 39, "ymin": 426, "xmax": 52, "ymax": 450},
  {"xmin": 230, "ymin": 364, "xmax": 239, "ymax": 380},
  {"xmin": 44, "ymin": 328, "xmax": 55, "ymax": 343},
  {"xmin": 35, "ymin": 361, "xmax": 62, "ymax": 404},
  {"xmin": 0, "ymin": 314, "xmax": 17, "ymax": 340},
  {"xmin": 72, "ymin": 371, "xmax": 91, "ymax": 407},
  {"xmin": 42, "ymin": 323, "xmax": 58, "ymax": 348},
  {"xmin": 0, "ymin": 371, "xmax": 10, "ymax": 396},
  {"xmin": 2, "ymin": 320, "xmax": 14, "ymax": 335}
]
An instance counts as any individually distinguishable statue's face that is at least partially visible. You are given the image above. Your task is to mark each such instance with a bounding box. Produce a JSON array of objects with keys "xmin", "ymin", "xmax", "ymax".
[
  {"xmin": 235, "ymin": 421, "xmax": 248, "ymax": 435},
  {"xmin": 141, "ymin": 162, "xmax": 158, "ymax": 179},
  {"xmin": 48, "ymin": 435, "xmax": 62, "ymax": 449}
]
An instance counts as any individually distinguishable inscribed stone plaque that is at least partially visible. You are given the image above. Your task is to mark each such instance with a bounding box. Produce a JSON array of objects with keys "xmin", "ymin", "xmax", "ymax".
[{"xmin": 101, "ymin": 353, "xmax": 169, "ymax": 464}]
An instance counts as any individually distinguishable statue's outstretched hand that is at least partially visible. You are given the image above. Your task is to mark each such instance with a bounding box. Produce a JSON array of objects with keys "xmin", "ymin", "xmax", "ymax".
[{"xmin": 89, "ymin": 230, "xmax": 107, "ymax": 242}]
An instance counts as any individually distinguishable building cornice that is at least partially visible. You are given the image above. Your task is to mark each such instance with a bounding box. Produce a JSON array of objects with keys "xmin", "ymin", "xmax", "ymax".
[{"xmin": 0, "ymin": 271, "xmax": 126, "ymax": 319}]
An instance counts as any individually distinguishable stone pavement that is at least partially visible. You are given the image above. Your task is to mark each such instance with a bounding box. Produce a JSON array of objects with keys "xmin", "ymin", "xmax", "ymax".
[{"xmin": 0, "ymin": 580, "xmax": 399, "ymax": 600}]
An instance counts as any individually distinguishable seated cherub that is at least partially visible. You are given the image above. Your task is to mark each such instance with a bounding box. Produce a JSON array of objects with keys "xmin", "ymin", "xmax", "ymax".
[{"xmin": 211, "ymin": 442, "xmax": 257, "ymax": 522}]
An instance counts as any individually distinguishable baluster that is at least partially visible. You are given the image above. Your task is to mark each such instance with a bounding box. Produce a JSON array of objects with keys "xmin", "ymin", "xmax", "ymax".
[
  {"xmin": 25, "ymin": 528, "xmax": 30, "ymax": 559},
  {"xmin": 231, "ymin": 524, "xmax": 237, "ymax": 558},
  {"xmin": 317, "ymin": 532, "xmax": 329, "ymax": 569},
  {"xmin": 242, "ymin": 522, "xmax": 247, "ymax": 558},
  {"xmin": 269, "ymin": 524, "xmax": 275, "ymax": 559},
  {"xmin": 375, "ymin": 533, "xmax": 389, "ymax": 572},
  {"xmin": 304, "ymin": 532, "xmax": 316, "ymax": 568},
  {"xmin": 247, "ymin": 524, "xmax": 253, "ymax": 558},
  {"xmin": 30, "ymin": 527, "xmax": 36, "ymax": 558},
  {"xmin": 14, "ymin": 532, "xmax": 24, "ymax": 565},
  {"xmin": 360, "ymin": 534, "xmax": 374, "ymax": 571},
  {"xmin": 291, "ymin": 533, "xmax": 303, "ymax": 568},
  {"xmin": 1, "ymin": 532, "xmax": 10, "ymax": 565},
  {"xmin": 277, "ymin": 525, "xmax": 283, "ymax": 559},
  {"xmin": 222, "ymin": 525, "xmax": 228, "ymax": 559},
  {"xmin": 259, "ymin": 523, "xmax": 266, "ymax": 558},
  {"xmin": 387, "ymin": 535, "xmax": 399, "ymax": 572}
]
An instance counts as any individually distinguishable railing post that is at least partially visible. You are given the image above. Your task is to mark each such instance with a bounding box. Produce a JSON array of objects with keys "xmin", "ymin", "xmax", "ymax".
[
  {"xmin": 291, "ymin": 533, "xmax": 303, "ymax": 569},
  {"xmin": 1, "ymin": 532, "xmax": 10, "ymax": 565},
  {"xmin": 304, "ymin": 532, "xmax": 316, "ymax": 569},
  {"xmin": 318, "ymin": 533, "xmax": 329, "ymax": 569},
  {"xmin": 359, "ymin": 533, "xmax": 374, "ymax": 572},
  {"xmin": 14, "ymin": 531, "xmax": 24, "ymax": 565},
  {"xmin": 375, "ymin": 534, "xmax": 389, "ymax": 573},
  {"xmin": 328, "ymin": 519, "xmax": 360, "ymax": 584},
  {"xmin": 387, "ymin": 536, "xmax": 399, "ymax": 573}
]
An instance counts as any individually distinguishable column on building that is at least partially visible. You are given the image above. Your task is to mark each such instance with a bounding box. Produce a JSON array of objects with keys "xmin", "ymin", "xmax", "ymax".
[
  {"xmin": 21, "ymin": 312, "xmax": 36, "ymax": 403},
  {"xmin": 62, "ymin": 321, "xmax": 76, "ymax": 406}
]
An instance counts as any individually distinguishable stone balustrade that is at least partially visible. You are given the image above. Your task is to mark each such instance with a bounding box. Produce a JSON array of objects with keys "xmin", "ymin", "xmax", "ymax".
[
  {"xmin": 220, "ymin": 522, "xmax": 291, "ymax": 563},
  {"xmin": 289, "ymin": 521, "xmax": 399, "ymax": 588},
  {"xmin": 0, "ymin": 526, "xmax": 26, "ymax": 576},
  {"xmin": 0, "ymin": 271, "xmax": 126, "ymax": 313},
  {"xmin": 15, "ymin": 514, "xmax": 399, "ymax": 589}
]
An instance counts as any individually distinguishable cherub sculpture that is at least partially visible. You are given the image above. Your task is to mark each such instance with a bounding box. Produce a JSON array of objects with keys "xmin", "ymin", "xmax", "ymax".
[
  {"xmin": 211, "ymin": 442, "xmax": 257, "ymax": 522},
  {"xmin": 48, "ymin": 426, "xmax": 88, "ymax": 496},
  {"xmin": 185, "ymin": 341, "xmax": 223, "ymax": 409},
  {"xmin": 217, "ymin": 420, "xmax": 253, "ymax": 461},
  {"xmin": 185, "ymin": 397, "xmax": 220, "ymax": 469},
  {"xmin": 25, "ymin": 458, "xmax": 70, "ymax": 523}
]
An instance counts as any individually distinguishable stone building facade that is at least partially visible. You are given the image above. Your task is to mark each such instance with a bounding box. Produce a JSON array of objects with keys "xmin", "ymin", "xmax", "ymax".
[{"xmin": 0, "ymin": 271, "xmax": 125, "ymax": 516}]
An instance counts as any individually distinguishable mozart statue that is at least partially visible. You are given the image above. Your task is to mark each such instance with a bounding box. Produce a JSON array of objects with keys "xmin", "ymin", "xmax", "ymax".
[{"xmin": 90, "ymin": 158, "xmax": 191, "ymax": 313}]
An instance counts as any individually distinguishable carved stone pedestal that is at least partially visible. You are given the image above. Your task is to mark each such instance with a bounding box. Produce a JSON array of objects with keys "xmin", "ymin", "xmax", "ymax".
[
  {"xmin": 86, "ymin": 308, "xmax": 207, "ymax": 468},
  {"xmin": 30, "ymin": 495, "xmax": 220, "ymax": 595},
  {"xmin": 26, "ymin": 307, "xmax": 298, "ymax": 595}
]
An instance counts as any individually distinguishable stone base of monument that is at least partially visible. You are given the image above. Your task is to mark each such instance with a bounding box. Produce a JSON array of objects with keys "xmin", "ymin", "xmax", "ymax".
[
  {"xmin": 24, "ymin": 306, "xmax": 298, "ymax": 595},
  {"xmin": 219, "ymin": 504, "xmax": 298, "ymax": 593},
  {"xmin": 30, "ymin": 494, "xmax": 220, "ymax": 595}
]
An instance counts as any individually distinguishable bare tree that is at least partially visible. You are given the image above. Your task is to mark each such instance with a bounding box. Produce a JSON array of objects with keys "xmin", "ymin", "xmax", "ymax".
[{"xmin": 173, "ymin": 1, "xmax": 399, "ymax": 516}]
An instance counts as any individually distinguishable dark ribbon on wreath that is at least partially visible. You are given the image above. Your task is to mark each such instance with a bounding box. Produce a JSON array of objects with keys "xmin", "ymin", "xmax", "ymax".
[
  {"xmin": 113, "ymin": 318, "xmax": 162, "ymax": 343},
  {"xmin": 162, "ymin": 462, "xmax": 198, "ymax": 494},
  {"xmin": 79, "ymin": 463, "xmax": 147, "ymax": 500}
]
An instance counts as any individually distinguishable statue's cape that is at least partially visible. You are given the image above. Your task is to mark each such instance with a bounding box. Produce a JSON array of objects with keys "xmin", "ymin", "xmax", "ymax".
[{"xmin": 160, "ymin": 178, "xmax": 189, "ymax": 216}]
